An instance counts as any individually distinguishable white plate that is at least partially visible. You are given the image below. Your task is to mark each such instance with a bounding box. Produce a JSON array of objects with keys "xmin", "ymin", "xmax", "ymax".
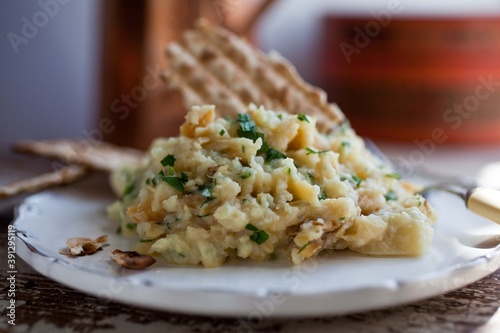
[{"xmin": 13, "ymin": 174, "xmax": 500, "ymax": 317}]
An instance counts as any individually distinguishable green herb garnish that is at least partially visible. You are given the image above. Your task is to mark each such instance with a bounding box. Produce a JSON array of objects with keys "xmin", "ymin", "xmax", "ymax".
[
  {"xmin": 307, "ymin": 171, "xmax": 314, "ymax": 180},
  {"xmin": 306, "ymin": 147, "xmax": 329, "ymax": 155},
  {"xmin": 266, "ymin": 148, "xmax": 286, "ymax": 161},
  {"xmin": 298, "ymin": 241, "xmax": 311, "ymax": 254},
  {"xmin": 245, "ymin": 223, "xmax": 269, "ymax": 245},
  {"xmin": 152, "ymin": 170, "xmax": 165, "ymax": 187},
  {"xmin": 151, "ymin": 168, "xmax": 187, "ymax": 192},
  {"xmin": 298, "ymin": 113, "xmax": 309, "ymax": 123},
  {"xmin": 250, "ymin": 230, "xmax": 269, "ymax": 245},
  {"xmin": 341, "ymin": 141, "xmax": 350, "ymax": 148},
  {"xmin": 240, "ymin": 168, "xmax": 252, "ymax": 179},
  {"xmin": 126, "ymin": 223, "xmax": 136, "ymax": 230},
  {"xmin": 219, "ymin": 129, "xmax": 225, "ymax": 136},
  {"xmin": 180, "ymin": 172, "xmax": 189, "ymax": 183},
  {"xmin": 351, "ymin": 175, "xmax": 362, "ymax": 187},
  {"xmin": 318, "ymin": 189, "xmax": 328, "ymax": 200},
  {"xmin": 161, "ymin": 154, "xmax": 176, "ymax": 167},
  {"xmin": 236, "ymin": 113, "xmax": 286, "ymax": 162},
  {"xmin": 139, "ymin": 239, "xmax": 153, "ymax": 243},
  {"xmin": 199, "ymin": 183, "xmax": 214, "ymax": 198},
  {"xmin": 120, "ymin": 182, "xmax": 136, "ymax": 200},
  {"xmin": 306, "ymin": 147, "xmax": 316, "ymax": 155},
  {"xmin": 245, "ymin": 223, "xmax": 258, "ymax": 232},
  {"xmin": 385, "ymin": 190, "xmax": 398, "ymax": 201},
  {"xmin": 339, "ymin": 217, "xmax": 346, "ymax": 222},
  {"xmin": 199, "ymin": 183, "xmax": 215, "ymax": 205},
  {"xmin": 166, "ymin": 165, "xmax": 175, "ymax": 176},
  {"xmin": 237, "ymin": 114, "xmax": 263, "ymax": 142},
  {"xmin": 162, "ymin": 176, "xmax": 185, "ymax": 192},
  {"xmin": 385, "ymin": 172, "xmax": 401, "ymax": 179}
]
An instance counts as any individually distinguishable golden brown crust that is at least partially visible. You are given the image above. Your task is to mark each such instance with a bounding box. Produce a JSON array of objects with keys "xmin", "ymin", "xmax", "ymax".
[
  {"xmin": 162, "ymin": 19, "xmax": 345, "ymax": 133},
  {"xmin": 14, "ymin": 139, "xmax": 144, "ymax": 173},
  {"xmin": 0, "ymin": 165, "xmax": 87, "ymax": 200}
]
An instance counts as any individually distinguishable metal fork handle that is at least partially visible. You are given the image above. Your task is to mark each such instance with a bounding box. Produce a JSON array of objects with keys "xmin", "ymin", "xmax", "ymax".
[{"xmin": 466, "ymin": 187, "xmax": 500, "ymax": 225}]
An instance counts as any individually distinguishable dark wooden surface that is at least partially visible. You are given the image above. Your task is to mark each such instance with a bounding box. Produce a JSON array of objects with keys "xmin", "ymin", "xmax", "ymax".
[{"xmin": 0, "ymin": 153, "xmax": 499, "ymax": 333}]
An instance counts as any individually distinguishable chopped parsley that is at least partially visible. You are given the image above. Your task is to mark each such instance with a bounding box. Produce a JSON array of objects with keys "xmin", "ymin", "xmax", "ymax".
[
  {"xmin": 236, "ymin": 113, "xmax": 286, "ymax": 162},
  {"xmin": 287, "ymin": 168, "xmax": 292, "ymax": 175},
  {"xmin": 245, "ymin": 223, "xmax": 269, "ymax": 245},
  {"xmin": 306, "ymin": 147, "xmax": 329, "ymax": 155},
  {"xmin": 198, "ymin": 183, "xmax": 215, "ymax": 205},
  {"xmin": 166, "ymin": 165, "xmax": 175, "ymax": 176},
  {"xmin": 199, "ymin": 183, "xmax": 214, "ymax": 198},
  {"xmin": 385, "ymin": 190, "xmax": 398, "ymax": 201},
  {"xmin": 139, "ymin": 239, "xmax": 153, "ymax": 243},
  {"xmin": 307, "ymin": 171, "xmax": 314, "ymax": 180},
  {"xmin": 340, "ymin": 174, "xmax": 361, "ymax": 187},
  {"xmin": 126, "ymin": 223, "xmax": 136, "ymax": 230},
  {"xmin": 298, "ymin": 241, "xmax": 311, "ymax": 254},
  {"xmin": 237, "ymin": 113, "xmax": 264, "ymax": 143},
  {"xmin": 341, "ymin": 141, "xmax": 350, "ymax": 148},
  {"xmin": 161, "ymin": 154, "xmax": 176, "ymax": 167},
  {"xmin": 250, "ymin": 230, "xmax": 269, "ymax": 245},
  {"xmin": 240, "ymin": 168, "xmax": 252, "ymax": 179},
  {"xmin": 245, "ymin": 223, "xmax": 258, "ymax": 232},
  {"xmin": 266, "ymin": 148, "xmax": 287, "ymax": 161},
  {"xmin": 120, "ymin": 182, "xmax": 137, "ymax": 201},
  {"xmin": 385, "ymin": 172, "xmax": 401, "ymax": 179},
  {"xmin": 297, "ymin": 113, "xmax": 309, "ymax": 123},
  {"xmin": 162, "ymin": 176, "xmax": 185, "ymax": 192},
  {"xmin": 305, "ymin": 148, "xmax": 316, "ymax": 155},
  {"xmin": 351, "ymin": 175, "xmax": 362, "ymax": 187},
  {"xmin": 152, "ymin": 170, "xmax": 165, "ymax": 187},
  {"xmin": 219, "ymin": 129, "xmax": 225, "ymax": 136},
  {"xmin": 180, "ymin": 172, "xmax": 189, "ymax": 183},
  {"xmin": 318, "ymin": 188, "xmax": 327, "ymax": 200},
  {"xmin": 339, "ymin": 217, "xmax": 346, "ymax": 222},
  {"xmin": 151, "ymin": 156, "xmax": 189, "ymax": 192}
]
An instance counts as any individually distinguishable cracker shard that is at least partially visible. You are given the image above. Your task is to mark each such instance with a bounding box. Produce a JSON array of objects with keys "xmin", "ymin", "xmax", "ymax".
[
  {"xmin": 62, "ymin": 235, "xmax": 108, "ymax": 256},
  {"xmin": 14, "ymin": 139, "xmax": 144, "ymax": 173},
  {"xmin": 163, "ymin": 19, "xmax": 345, "ymax": 134},
  {"xmin": 0, "ymin": 165, "xmax": 87, "ymax": 200}
]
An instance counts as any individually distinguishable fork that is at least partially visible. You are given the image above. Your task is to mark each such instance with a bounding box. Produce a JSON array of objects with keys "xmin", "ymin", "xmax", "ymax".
[
  {"xmin": 420, "ymin": 183, "xmax": 500, "ymax": 225},
  {"xmin": 365, "ymin": 139, "xmax": 500, "ymax": 225}
]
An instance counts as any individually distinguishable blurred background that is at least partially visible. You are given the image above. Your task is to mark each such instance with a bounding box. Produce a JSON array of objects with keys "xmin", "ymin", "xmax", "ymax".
[{"xmin": 2, "ymin": 0, "xmax": 500, "ymax": 152}]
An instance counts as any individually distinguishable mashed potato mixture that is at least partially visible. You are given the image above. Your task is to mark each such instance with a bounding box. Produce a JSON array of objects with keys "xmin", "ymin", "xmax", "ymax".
[{"xmin": 108, "ymin": 104, "xmax": 436, "ymax": 267}]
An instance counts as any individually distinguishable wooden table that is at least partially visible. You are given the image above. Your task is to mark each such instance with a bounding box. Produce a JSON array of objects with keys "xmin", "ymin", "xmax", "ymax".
[{"xmin": 0, "ymin": 153, "xmax": 499, "ymax": 333}]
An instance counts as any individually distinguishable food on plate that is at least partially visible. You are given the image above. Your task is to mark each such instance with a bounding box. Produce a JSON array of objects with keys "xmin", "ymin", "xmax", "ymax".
[
  {"xmin": 15, "ymin": 139, "xmax": 144, "ymax": 173},
  {"xmin": 60, "ymin": 235, "xmax": 108, "ymax": 256},
  {"xmin": 0, "ymin": 165, "xmax": 87, "ymax": 199},
  {"xmin": 4, "ymin": 139, "xmax": 144, "ymax": 198},
  {"xmin": 110, "ymin": 249, "xmax": 156, "ymax": 269},
  {"xmin": 107, "ymin": 104, "xmax": 436, "ymax": 267},
  {"xmin": 162, "ymin": 19, "xmax": 344, "ymax": 133}
]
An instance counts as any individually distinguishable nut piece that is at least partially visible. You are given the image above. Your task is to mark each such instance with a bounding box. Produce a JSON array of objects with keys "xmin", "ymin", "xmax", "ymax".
[
  {"xmin": 110, "ymin": 249, "xmax": 156, "ymax": 270},
  {"xmin": 62, "ymin": 235, "xmax": 108, "ymax": 256}
]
